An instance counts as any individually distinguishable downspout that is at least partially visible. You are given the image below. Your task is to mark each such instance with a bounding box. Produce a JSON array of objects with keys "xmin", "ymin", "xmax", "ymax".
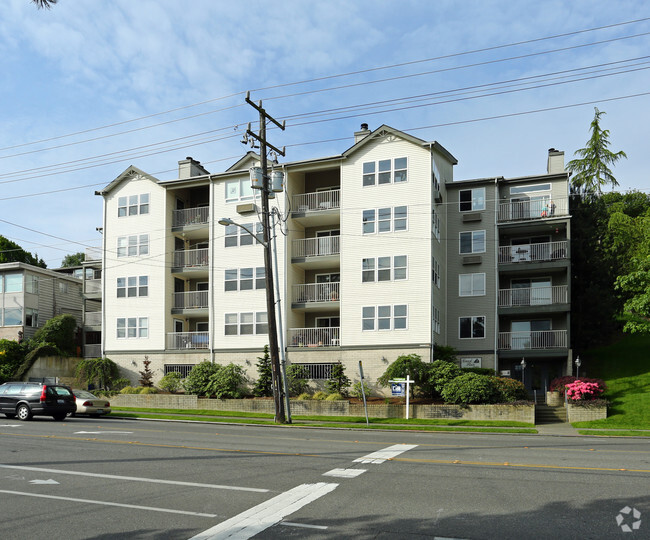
[
  {"xmin": 493, "ymin": 177, "xmax": 499, "ymax": 375},
  {"xmin": 100, "ymin": 192, "xmax": 107, "ymax": 359},
  {"xmin": 209, "ymin": 176, "xmax": 216, "ymax": 364},
  {"xmin": 428, "ymin": 143, "xmax": 435, "ymax": 362}
]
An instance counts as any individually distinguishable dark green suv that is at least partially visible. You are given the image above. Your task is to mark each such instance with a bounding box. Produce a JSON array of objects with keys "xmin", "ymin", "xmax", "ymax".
[{"xmin": 0, "ymin": 382, "xmax": 76, "ymax": 421}]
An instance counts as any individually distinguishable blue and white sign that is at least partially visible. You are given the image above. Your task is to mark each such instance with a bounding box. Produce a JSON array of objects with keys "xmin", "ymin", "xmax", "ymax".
[{"xmin": 391, "ymin": 383, "xmax": 405, "ymax": 397}]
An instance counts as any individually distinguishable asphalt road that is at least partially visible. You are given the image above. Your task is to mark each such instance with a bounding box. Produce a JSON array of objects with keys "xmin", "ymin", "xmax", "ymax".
[{"xmin": 0, "ymin": 416, "xmax": 648, "ymax": 539}]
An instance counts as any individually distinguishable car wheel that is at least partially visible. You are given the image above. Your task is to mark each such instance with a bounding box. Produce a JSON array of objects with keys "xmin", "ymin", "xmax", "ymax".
[
  {"xmin": 52, "ymin": 413, "xmax": 67, "ymax": 421},
  {"xmin": 16, "ymin": 404, "xmax": 32, "ymax": 421},
  {"xmin": 5, "ymin": 413, "xmax": 16, "ymax": 419}
]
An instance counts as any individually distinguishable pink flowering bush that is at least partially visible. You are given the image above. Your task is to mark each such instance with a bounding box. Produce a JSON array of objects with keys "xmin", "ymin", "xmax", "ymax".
[{"xmin": 564, "ymin": 380, "xmax": 605, "ymax": 401}]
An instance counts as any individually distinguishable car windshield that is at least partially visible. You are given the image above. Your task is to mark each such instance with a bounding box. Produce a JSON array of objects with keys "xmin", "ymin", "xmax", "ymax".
[{"xmin": 73, "ymin": 390, "xmax": 97, "ymax": 399}]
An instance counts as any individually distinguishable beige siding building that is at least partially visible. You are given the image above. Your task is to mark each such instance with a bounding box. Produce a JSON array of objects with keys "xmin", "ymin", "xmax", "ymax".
[{"xmin": 98, "ymin": 126, "xmax": 571, "ymax": 395}]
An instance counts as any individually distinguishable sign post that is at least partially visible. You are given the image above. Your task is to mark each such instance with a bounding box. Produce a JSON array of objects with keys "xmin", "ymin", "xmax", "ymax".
[
  {"xmin": 389, "ymin": 375, "xmax": 413, "ymax": 419},
  {"xmin": 358, "ymin": 361, "xmax": 369, "ymax": 426}
]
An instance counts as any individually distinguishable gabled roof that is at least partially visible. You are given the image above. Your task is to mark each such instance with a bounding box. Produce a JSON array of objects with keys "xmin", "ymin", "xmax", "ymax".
[
  {"xmin": 226, "ymin": 151, "xmax": 260, "ymax": 172},
  {"xmin": 98, "ymin": 165, "xmax": 159, "ymax": 195},
  {"xmin": 341, "ymin": 124, "xmax": 458, "ymax": 164}
]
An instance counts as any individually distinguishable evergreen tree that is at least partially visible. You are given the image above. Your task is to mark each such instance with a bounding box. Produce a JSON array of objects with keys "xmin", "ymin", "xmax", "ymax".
[
  {"xmin": 325, "ymin": 363, "xmax": 351, "ymax": 396},
  {"xmin": 253, "ymin": 345, "xmax": 273, "ymax": 397},
  {"xmin": 138, "ymin": 357, "xmax": 154, "ymax": 387}
]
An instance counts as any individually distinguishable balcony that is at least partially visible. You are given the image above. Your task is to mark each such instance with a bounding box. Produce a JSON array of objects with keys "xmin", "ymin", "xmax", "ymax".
[
  {"xmin": 84, "ymin": 279, "xmax": 101, "ymax": 296},
  {"xmin": 498, "ymin": 330, "xmax": 567, "ymax": 350},
  {"xmin": 83, "ymin": 343, "xmax": 102, "ymax": 358},
  {"xmin": 173, "ymin": 291, "xmax": 209, "ymax": 310},
  {"xmin": 292, "ymin": 236, "xmax": 340, "ymax": 268},
  {"xmin": 498, "ymin": 285, "xmax": 568, "ymax": 308},
  {"xmin": 499, "ymin": 241, "xmax": 568, "ymax": 264},
  {"xmin": 167, "ymin": 331, "xmax": 209, "ymax": 350},
  {"xmin": 292, "ymin": 283, "xmax": 340, "ymax": 309},
  {"xmin": 498, "ymin": 197, "xmax": 568, "ymax": 222},
  {"xmin": 173, "ymin": 206, "xmax": 209, "ymax": 228},
  {"xmin": 172, "ymin": 248, "xmax": 209, "ymax": 276},
  {"xmin": 84, "ymin": 311, "xmax": 102, "ymax": 327},
  {"xmin": 288, "ymin": 327, "xmax": 340, "ymax": 347},
  {"xmin": 292, "ymin": 189, "xmax": 340, "ymax": 226}
]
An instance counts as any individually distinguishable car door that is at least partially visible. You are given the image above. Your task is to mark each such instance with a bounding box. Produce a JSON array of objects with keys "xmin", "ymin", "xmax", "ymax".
[{"xmin": 0, "ymin": 384, "xmax": 25, "ymax": 412}]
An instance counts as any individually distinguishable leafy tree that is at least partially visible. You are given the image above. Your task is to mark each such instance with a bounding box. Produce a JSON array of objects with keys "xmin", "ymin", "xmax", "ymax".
[
  {"xmin": 378, "ymin": 354, "xmax": 429, "ymax": 398},
  {"xmin": 61, "ymin": 252, "xmax": 85, "ymax": 267},
  {"xmin": 566, "ymin": 107, "xmax": 626, "ymax": 195},
  {"xmin": 0, "ymin": 235, "xmax": 46, "ymax": 268},
  {"xmin": 75, "ymin": 357, "xmax": 121, "ymax": 389},
  {"xmin": 325, "ymin": 363, "xmax": 351, "ymax": 396},
  {"xmin": 205, "ymin": 363, "xmax": 246, "ymax": 399},
  {"xmin": 183, "ymin": 361, "xmax": 221, "ymax": 396},
  {"xmin": 30, "ymin": 313, "xmax": 78, "ymax": 354},
  {"xmin": 253, "ymin": 345, "xmax": 273, "ymax": 397},
  {"xmin": 616, "ymin": 255, "xmax": 650, "ymax": 334},
  {"xmin": 427, "ymin": 360, "xmax": 462, "ymax": 396},
  {"xmin": 32, "ymin": 0, "xmax": 58, "ymax": 8},
  {"xmin": 0, "ymin": 339, "xmax": 27, "ymax": 383}
]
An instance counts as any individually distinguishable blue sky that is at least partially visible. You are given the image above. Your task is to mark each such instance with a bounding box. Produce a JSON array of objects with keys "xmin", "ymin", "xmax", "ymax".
[{"xmin": 1, "ymin": 0, "xmax": 648, "ymax": 267}]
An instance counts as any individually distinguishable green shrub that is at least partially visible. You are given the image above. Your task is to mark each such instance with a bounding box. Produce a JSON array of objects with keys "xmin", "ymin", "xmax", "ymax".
[
  {"xmin": 183, "ymin": 361, "xmax": 221, "ymax": 396},
  {"xmin": 350, "ymin": 381, "xmax": 372, "ymax": 399},
  {"xmin": 312, "ymin": 391, "xmax": 328, "ymax": 400},
  {"xmin": 120, "ymin": 386, "xmax": 139, "ymax": 394},
  {"xmin": 31, "ymin": 314, "xmax": 78, "ymax": 355},
  {"xmin": 0, "ymin": 339, "xmax": 26, "ymax": 383},
  {"xmin": 286, "ymin": 364, "xmax": 309, "ymax": 396},
  {"xmin": 325, "ymin": 363, "xmax": 350, "ymax": 396},
  {"xmin": 441, "ymin": 373, "xmax": 499, "ymax": 404},
  {"xmin": 378, "ymin": 354, "xmax": 429, "ymax": 397},
  {"xmin": 159, "ymin": 372, "xmax": 183, "ymax": 393},
  {"xmin": 253, "ymin": 345, "xmax": 273, "ymax": 397},
  {"xmin": 427, "ymin": 360, "xmax": 462, "ymax": 396},
  {"xmin": 205, "ymin": 363, "xmax": 246, "ymax": 399},
  {"xmin": 111, "ymin": 377, "xmax": 131, "ymax": 391},
  {"xmin": 296, "ymin": 393, "xmax": 312, "ymax": 400},
  {"xmin": 462, "ymin": 367, "xmax": 497, "ymax": 376},
  {"xmin": 75, "ymin": 357, "xmax": 121, "ymax": 390},
  {"xmin": 326, "ymin": 392, "xmax": 344, "ymax": 401},
  {"xmin": 493, "ymin": 377, "xmax": 528, "ymax": 402},
  {"xmin": 139, "ymin": 386, "xmax": 158, "ymax": 395}
]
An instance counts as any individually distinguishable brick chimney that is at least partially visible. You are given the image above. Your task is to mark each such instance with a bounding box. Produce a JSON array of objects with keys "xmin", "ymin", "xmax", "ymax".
[{"xmin": 547, "ymin": 148, "xmax": 565, "ymax": 174}]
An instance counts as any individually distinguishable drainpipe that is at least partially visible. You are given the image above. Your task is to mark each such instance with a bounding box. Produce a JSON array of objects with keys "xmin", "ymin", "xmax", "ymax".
[
  {"xmin": 493, "ymin": 177, "xmax": 499, "ymax": 375},
  {"xmin": 209, "ymin": 176, "xmax": 216, "ymax": 364}
]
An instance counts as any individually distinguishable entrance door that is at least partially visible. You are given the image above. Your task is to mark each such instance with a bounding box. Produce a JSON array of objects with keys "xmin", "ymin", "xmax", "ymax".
[{"xmin": 316, "ymin": 317, "xmax": 340, "ymax": 345}]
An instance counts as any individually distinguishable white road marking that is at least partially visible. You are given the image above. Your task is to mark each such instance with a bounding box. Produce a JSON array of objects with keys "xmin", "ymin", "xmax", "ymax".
[
  {"xmin": 353, "ymin": 443, "xmax": 418, "ymax": 464},
  {"xmin": 74, "ymin": 431, "xmax": 133, "ymax": 434},
  {"xmin": 0, "ymin": 425, "xmax": 20, "ymax": 427},
  {"xmin": 29, "ymin": 479, "xmax": 59, "ymax": 485},
  {"xmin": 0, "ymin": 490, "xmax": 217, "ymax": 518},
  {"xmin": 0, "ymin": 464, "xmax": 268, "ymax": 493},
  {"xmin": 190, "ymin": 482, "xmax": 338, "ymax": 540},
  {"xmin": 281, "ymin": 521, "xmax": 328, "ymax": 530},
  {"xmin": 323, "ymin": 468, "xmax": 366, "ymax": 478}
]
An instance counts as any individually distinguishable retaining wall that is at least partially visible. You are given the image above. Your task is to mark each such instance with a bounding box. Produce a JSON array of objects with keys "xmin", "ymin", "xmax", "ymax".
[{"xmin": 567, "ymin": 403, "xmax": 608, "ymax": 422}]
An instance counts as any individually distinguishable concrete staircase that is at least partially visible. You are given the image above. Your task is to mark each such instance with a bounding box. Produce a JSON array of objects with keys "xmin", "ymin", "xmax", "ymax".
[{"xmin": 535, "ymin": 404, "xmax": 567, "ymax": 424}]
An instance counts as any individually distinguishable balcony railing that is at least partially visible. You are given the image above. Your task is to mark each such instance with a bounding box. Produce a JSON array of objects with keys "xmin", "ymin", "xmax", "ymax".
[
  {"xmin": 293, "ymin": 189, "xmax": 340, "ymax": 213},
  {"xmin": 499, "ymin": 241, "xmax": 568, "ymax": 263},
  {"xmin": 292, "ymin": 282, "xmax": 340, "ymax": 304},
  {"xmin": 292, "ymin": 236, "xmax": 340, "ymax": 258},
  {"xmin": 173, "ymin": 248, "xmax": 209, "ymax": 268},
  {"xmin": 84, "ymin": 279, "xmax": 101, "ymax": 294},
  {"xmin": 498, "ymin": 330, "xmax": 567, "ymax": 350},
  {"xmin": 84, "ymin": 312, "xmax": 102, "ymax": 326},
  {"xmin": 498, "ymin": 285, "xmax": 568, "ymax": 307},
  {"xmin": 498, "ymin": 197, "xmax": 568, "ymax": 222},
  {"xmin": 173, "ymin": 206, "xmax": 209, "ymax": 227},
  {"xmin": 288, "ymin": 327, "xmax": 340, "ymax": 347},
  {"xmin": 173, "ymin": 291, "xmax": 209, "ymax": 309},
  {"xmin": 167, "ymin": 332, "xmax": 209, "ymax": 350},
  {"xmin": 83, "ymin": 344, "xmax": 102, "ymax": 358}
]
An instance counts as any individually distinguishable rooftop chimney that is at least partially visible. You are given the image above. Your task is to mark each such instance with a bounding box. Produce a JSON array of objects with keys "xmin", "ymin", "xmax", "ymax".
[
  {"xmin": 354, "ymin": 123, "xmax": 371, "ymax": 143},
  {"xmin": 178, "ymin": 156, "xmax": 210, "ymax": 179},
  {"xmin": 547, "ymin": 148, "xmax": 565, "ymax": 174}
]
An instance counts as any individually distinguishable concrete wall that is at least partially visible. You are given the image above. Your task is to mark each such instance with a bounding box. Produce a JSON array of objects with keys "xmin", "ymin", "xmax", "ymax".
[
  {"xmin": 567, "ymin": 402, "xmax": 607, "ymax": 422},
  {"xmin": 22, "ymin": 355, "xmax": 79, "ymax": 387}
]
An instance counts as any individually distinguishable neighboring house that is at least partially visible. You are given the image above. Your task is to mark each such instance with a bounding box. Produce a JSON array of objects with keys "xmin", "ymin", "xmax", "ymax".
[
  {"xmin": 97, "ymin": 125, "xmax": 571, "ymax": 395},
  {"xmin": 0, "ymin": 262, "xmax": 83, "ymax": 342}
]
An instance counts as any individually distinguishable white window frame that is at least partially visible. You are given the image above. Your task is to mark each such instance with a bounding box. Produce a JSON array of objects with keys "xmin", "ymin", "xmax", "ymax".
[
  {"xmin": 362, "ymin": 304, "xmax": 408, "ymax": 331},
  {"xmin": 362, "ymin": 256, "xmax": 407, "ymax": 282},
  {"xmin": 224, "ymin": 311, "xmax": 267, "ymax": 335},
  {"xmin": 459, "ymin": 187, "xmax": 486, "ymax": 211},
  {"xmin": 225, "ymin": 267, "xmax": 265, "ymax": 291},
  {"xmin": 117, "ymin": 235, "xmax": 149, "ymax": 257},
  {"xmin": 116, "ymin": 317, "xmax": 149, "ymax": 339},
  {"xmin": 459, "ymin": 315, "xmax": 486, "ymax": 339},
  {"xmin": 362, "ymin": 157, "xmax": 408, "ymax": 186},
  {"xmin": 362, "ymin": 206, "xmax": 408, "ymax": 235},
  {"xmin": 225, "ymin": 178, "xmax": 255, "ymax": 203},
  {"xmin": 117, "ymin": 276, "xmax": 148, "ymax": 298},
  {"xmin": 459, "ymin": 273, "xmax": 486, "ymax": 297},
  {"xmin": 459, "ymin": 230, "xmax": 486, "ymax": 254},
  {"xmin": 25, "ymin": 308, "xmax": 38, "ymax": 328},
  {"xmin": 118, "ymin": 194, "xmax": 149, "ymax": 217},
  {"xmin": 224, "ymin": 222, "xmax": 263, "ymax": 247},
  {"xmin": 25, "ymin": 275, "xmax": 39, "ymax": 294}
]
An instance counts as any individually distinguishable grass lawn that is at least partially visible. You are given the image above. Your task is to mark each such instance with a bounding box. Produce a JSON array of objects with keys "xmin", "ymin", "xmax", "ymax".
[{"xmin": 572, "ymin": 333, "xmax": 650, "ymax": 430}]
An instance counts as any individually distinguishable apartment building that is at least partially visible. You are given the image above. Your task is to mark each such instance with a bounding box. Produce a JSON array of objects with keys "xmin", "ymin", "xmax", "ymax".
[
  {"xmin": 98, "ymin": 125, "xmax": 571, "ymax": 395},
  {"xmin": 0, "ymin": 262, "xmax": 83, "ymax": 342}
]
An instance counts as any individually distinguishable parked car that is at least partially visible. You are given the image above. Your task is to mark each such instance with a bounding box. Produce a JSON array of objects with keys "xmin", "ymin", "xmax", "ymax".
[
  {"xmin": 0, "ymin": 382, "xmax": 76, "ymax": 421},
  {"xmin": 72, "ymin": 389, "xmax": 111, "ymax": 417}
]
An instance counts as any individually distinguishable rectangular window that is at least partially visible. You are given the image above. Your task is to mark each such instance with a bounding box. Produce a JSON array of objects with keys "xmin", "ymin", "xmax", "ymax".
[
  {"xmin": 25, "ymin": 308, "xmax": 38, "ymax": 327},
  {"xmin": 4, "ymin": 274, "xmax": 22, "ymax": 293},
  {"xmin": 362, "ymin": 256, "xmax": 407, "ymax": 282},
  {"xmin": 117, "ymin": 276, "xmax": 148, "ymax": 297},
  {"xmin": 116, "ymin": 317, "xmax": 149, "ymax": 339},
  {"xmin": 3, "ymin": 307, "xmax": 22, "ymax": 326},
  {"xmin": 459, "ymin": 187, "xmax": 486, "ymax": 211},
  {"xmin": 459, "ymin": 316, "xmax": 486, "ymax": 339},
  {"xmin": 432, "ymin": 257, "xmax": 440, "ymax": 287},
  {"xmin": 432, "ymin": 208, "xmax": 440, "ymax": 240},
  {"xmin": 26, "ymin": 275, "xmax": 39, "ymax": 294},
  {"xmin": 225, "ymin": 267, "xmax": 265, "ymax": 291},
  {"xmin": 363, "ymin": 206, "xmax": 408, "ymax": 234},
  {"xmin": 118, "ymin": 196, "xmax": 127, "ymax": 217},
  {"xmin": 510, "ymin": 183, "xmax": 551, "ymax": 194},
  {"xmin": 139, "ymin": 193, "xmax": 149, "ymax": 214},
  {"xmin": 433, "ymin": 306, "xmax": 440, "ymax": 334},
  {"xmin": 59, "ymin": 282, "xmax": 68, "ymax": 294},
  {"xmin": 459, "ymin": 273, "xmax": 486, "ymax": 296},
  {"xmin": 225, "ymin": 179, "xmax": 254, "ymax": 202},
  {"xmin": 128, "ymin": 194, "xmax": 139, "ymax": 216},
  {"xmin": 224, "ymin": 222, "xmax": 263, "ymax": 247},
  {"xmin": 460, "ymin": 230, "xmax": 486, "ymax": 254},
  {"xmin": 363, "ymin": 158, "xmax": 407, "ymax": 186},
  {"xmin": 362, "ymin": 209, "xmax": 375, "ymax": 234},
  {"xmin": 118, "ymin": 194, "xmax": 149, "ymax": 217},
  {"xmin": 362, "ymin": 305, "xmax": 408, "ymax": 331},
  {"xmin": 225, "ymin": 312, "xmax": 267, "ymax": 335},
  {"xmin": 117, "ymin": 235, "xmax": 149, "ymax": 257}
]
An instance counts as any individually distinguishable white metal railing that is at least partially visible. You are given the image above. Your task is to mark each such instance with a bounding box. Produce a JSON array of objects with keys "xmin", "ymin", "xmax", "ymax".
[
  {"xmin": 85, "ymin": 247, "xmax": 102, "ymax": 261},
  {"xmin": 498, "ymin": 330, "xmax": 568, "ymax": 350},
  {"xmin": 498, "ymin": 197, "xmax": 568, "ymax": 222},
  {"xmin": 293, "ymin": 189, "xmax": 341, "ymax": 213},
  {"xmin": 288, "ymin": 327, "xmax": 341, "ymax": 347},
  {"xmin": 173, "ymin": 248, "xmax": 209, "ymax": 268},
  {"xmin": 167, "ymin": 332, "xmax": 209, "ymax": 350},
  {"xmin": 292, "ymin": 236, "xmax": 340, "ymax": 258},
  {"xmin": 83, "ymin": 344, "xmax": 102, "ymax": 358},
  {"xmin": 84, "ymin": 312, "xmax": 102, "ymax": 326},
  {"xmin": 498, "ymin": 285, "xmax": 568, "ymax": 307},
  {"xmin": 173, "ymin": 291, "xmax": 209, "ymax": 309},
  {"xmin": 84, "ymin": 279, "xmax": 101, "ymax": 294},
  {"xmin": 292, "ymin": 282, "xmax": 340, "ymax": 304},
  {"xmin": 173, "ymin": 206, "xmax": 209, "ymax": 227},
  {"xmin": 499, "ymin": 241, "xmax": 568, "ymax": 263}
]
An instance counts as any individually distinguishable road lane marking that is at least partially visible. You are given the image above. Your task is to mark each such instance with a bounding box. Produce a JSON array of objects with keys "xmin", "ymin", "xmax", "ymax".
[
  {"xmin": 74, "ymin": 431, "xmax": 133, "ymax": 434},
  {"xmin": 0, "ymin": 490, "xmax": 218, "ymax": 517},
  {"xmin": 281, "ymin": 521, "xmax": 328, "ymax": 530},
  {"xmin": 0, "ymin": 464, "xmax": 268, "ymax": 492},
  {"xmin": 353, "ymin": 444, "xmax": 418, "ymax": 464},
  {"xmin": 29, "ymin": 479, "xmax": 59, "ymax": 485},
  {"xmin": 190, "ymin": 482, "xmax": 338, "ymax": 540},
  {"xmin": 323, "ymin": 468, "xmax": 366, "ymax": 478}
]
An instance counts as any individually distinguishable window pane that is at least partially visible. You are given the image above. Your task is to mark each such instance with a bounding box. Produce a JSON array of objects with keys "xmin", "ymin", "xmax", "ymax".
[
  {"xmin": 394, "ymin": 317, "xmax": 407, "ymax": 329},
  {"xmin": 473, "ymin": 188, "xmax": 485, "ymax": 211},
  {"xmin": 394, "ymin": 304, "xmax": 407, "ymax": 317},
  {"xmin": 5, "ymin": 274, "xmax": 22, "ymax": 292},
  {"xmin": 241, "ymin": 313, "xmax": 253, "ymax": 324},
  {"xmin": 362, "ymin": 318, "xmax": 374, "ymax": 331},
  {"xmin": 225, "ymin": 313, "xmax": 238, "ymax": 324},
  {"xmin": 226, "ymin": 181, "xmax": 239, "ymax": 200},
  {"xmin": 378, "ymin": 305, "xmax": 391, "ymax": 318},
  {"xmin": 460, "ymin": 233, "xmax": 472, "ymax": 254},
  {"xmin": 473, "ymin": 231, "xmax": 485, "ymax": 252},
  {"xmin": 459, "ymin": 317, "xmax": 471, "ymax": 338},
  {"xmin": 473, "ymin": 273, "xmax": 485, "ymax": 295},
  {"xmin": 459, "ymin": 190, "xmax": 472, "ymax": 211},
  {"xmin": 362, "ymin": 306, "xmax": 375, "ymax": 318},
  {"xmin": 4, "ymin": 308, "xmax": 22, "ymax": 325},
  {"xmin": 459, "ymin": 275, "xmax": 471, "ymax": 296},
  {"xmin": 241, "ymin": 181, "xmax": 253, "ymax": 200},
  {"xmin": 378, "ymin": 159, "xmax": 391, "ymax": 172},
  {"xmin": 362, "ymin": 210, "xmax": 375, "ymax": 234},
  {"xmin": 394, "ymin": 157, "xmax": 407, "ymax": 169},
  {"xmin": 472, "ymin": 317, "xmax": 485, "ymax": 338},
  {"xmin": 378, "ymin": 318, "xmax": 390, "ymax": 330},
  {"xmin": 394, "ymin": 206, "xmax": 407, "ymax": 231},
  {"xmin": 363, "ymin": 162, "xmax": 375, "ymax": 173}
]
